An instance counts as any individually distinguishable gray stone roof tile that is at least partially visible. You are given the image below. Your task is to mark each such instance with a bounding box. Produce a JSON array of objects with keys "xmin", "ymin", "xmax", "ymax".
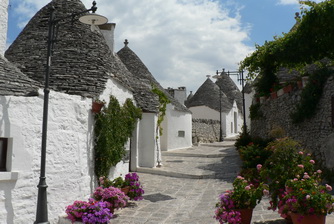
[
  {"xmin": 185, "ymin": 78, "xmax": 232, "ymax": 113},
  {"xmin": 117, "ymin": 43, "xmax": 190, "ymax": 113},
  {"xmin": 215, "ymin": 74, "xmax": 243, "ymax": 111},
  {"xmin": 0, "ymin": 55, "xmax": 39, "ymax": 96}
]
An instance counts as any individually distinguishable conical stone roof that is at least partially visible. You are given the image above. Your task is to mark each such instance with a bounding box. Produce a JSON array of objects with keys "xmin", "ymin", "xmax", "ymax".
[
  {"xmin": 5, "ymin": 0, "xmax": 130, "ymax": 98},
  {"xmin": 117, "ymin": 41, "xmax": 190, "ymax": 113},
  {"xmin": 185, "ymin": 78, "xmax": 232, "ymax": 113},
  {"xmin": 215, "ymin": 74, "xmax": 243, "ymax": 111},
  {"xmin": 0, "ymin": 55, "xmax": 39, "ymax": 96}
]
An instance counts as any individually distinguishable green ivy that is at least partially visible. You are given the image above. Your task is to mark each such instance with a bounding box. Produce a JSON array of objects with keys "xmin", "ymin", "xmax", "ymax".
[
  {"xmin": 94, "ymin": 96, "xmax": 142, "ymax": 178},
  {"xmin": 240, "ymin": 0, "xmax": 334, "ymax": 96},
  {"xmin": 249, "ymin": 103, "xmax": 263, "ymax": 120},
  {"xmin": 290, "ymin": 67, "xmax": 332, "ymax": 123},
  {"xmin": 151, "ymin": 86, "xmax": 170, "ymax": 137}
]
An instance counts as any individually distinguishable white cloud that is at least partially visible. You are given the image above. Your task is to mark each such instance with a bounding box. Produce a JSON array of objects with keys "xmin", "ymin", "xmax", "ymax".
[
  {"xmin": 277, "ymin": 0, "xmax": 324, "ymax": 5},
  {"xmin": 8, "ymin": 0, "xmax": 252, "ymax": 93}
]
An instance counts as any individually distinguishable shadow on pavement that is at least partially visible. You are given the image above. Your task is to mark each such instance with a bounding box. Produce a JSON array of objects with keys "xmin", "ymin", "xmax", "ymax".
[
  {"xmin": 253, "ymin": 220, "xmax": 286, "ymax": 224},
  {"xmin": 197, "ymin": 146, "xmax": 242, "ymax": 182}
]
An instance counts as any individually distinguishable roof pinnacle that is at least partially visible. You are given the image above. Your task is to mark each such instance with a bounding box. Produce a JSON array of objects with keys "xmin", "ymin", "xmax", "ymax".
[{"xmin": 124, "ymin": 39, "xmax": 129, "ymax": 46}]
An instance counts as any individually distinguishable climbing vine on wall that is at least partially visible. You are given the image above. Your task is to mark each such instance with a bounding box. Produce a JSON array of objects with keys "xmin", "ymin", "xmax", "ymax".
[
  {"xmin": 290, "ymin": 66, "xmax": 333, "ymax": 124},
  {"xmin": 94, "ymin": 96, "xmax": 142, "ymax": 178},
  {"xmin": 151, "ymin": 86, "xmax": 170, "ymax": 137},
  {"xmin": 240, "ymin": 0, "xmax": 334, "ymax": 96}
]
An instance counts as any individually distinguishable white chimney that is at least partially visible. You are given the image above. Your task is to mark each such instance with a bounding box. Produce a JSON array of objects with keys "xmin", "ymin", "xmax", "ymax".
[
  {"xmin": 0, "ymin": 0, "xmax": 8, "ymax": 56},
  {"xmin": 98, "ymin": 23, "xmax": 116, "ymax": 54}
]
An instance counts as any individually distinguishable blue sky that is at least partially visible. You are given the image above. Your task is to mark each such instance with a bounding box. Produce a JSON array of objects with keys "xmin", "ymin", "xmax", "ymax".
[{"xmin": 5, "ymin": 0, "xmax": 318, "ymax": 92}]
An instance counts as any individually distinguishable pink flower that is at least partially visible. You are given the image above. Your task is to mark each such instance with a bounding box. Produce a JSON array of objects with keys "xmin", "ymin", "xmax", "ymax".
[
  {"xmin": 236, "ymin": 176, "xmax": 244, "ymax": 180},
  {"xmin": 257, "ymin": 164, "xmax": 262, "ymax": 170},
  {"xmin": 309, "ymin": 160, "xmax": 315, "ymax": 164},
  {"xmin": 263, "ymin": 189, "xmax": 269, "ymax": 196},
  {"xmin": 245, "ymin": 186, "xmax": 251, "ymax": 190},
  {"xmin": 298, "ymin": 151, "xmax": 304, "ymax": 155},
  {"xmin": 317, "ymin": 170, "xmax": 322, "ymax": 174},
  {"xmin": 306, "ymin": 195, "xmax": 311, "ymax": 200},
  {"xmin": 297, "ymin": 164, "xmax": 304, "ymax": 169},
  {"xmin": 326, "ymin": 184, "xmax": 332, "ymax": 191},
  {"xmin": 303, "ymin": 174, "xmax": 310, "ymax": 179}
]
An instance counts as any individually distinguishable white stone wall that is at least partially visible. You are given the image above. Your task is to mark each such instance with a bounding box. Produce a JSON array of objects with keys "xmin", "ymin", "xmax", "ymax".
[
  {"xmin": 0, "ymin": 77, "xmax": 135, "ymax": 223},
  {"xmin": 0, "ymin": 90, "xmax": 94, "ymax": 224},
  {"xmin": 244, "ymin": 90, "xmax": 254, "ymax": 131},
  {"xmin": 160, "ymin": 104, "xmax": 192, "ymax": 151},
  {"xmin": 0, "ymin": 0, "xmax": 8, "ymax": 56},
  {"xmin": 225, "ymin": 101, "xmax": 243, "ymax": 137},
  {"xmin": 138, "ymin": 113, "xmax": 158, "ymax": 168}
]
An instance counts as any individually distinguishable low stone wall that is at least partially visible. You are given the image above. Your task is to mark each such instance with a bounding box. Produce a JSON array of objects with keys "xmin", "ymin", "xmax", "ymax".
[
  {"xmin": 192, "ymin": 118, "xmax": 220, "ymax": 143},
  {"xmin": 251, "ymin": 76, "xmax": 334, "ymax": 169}
]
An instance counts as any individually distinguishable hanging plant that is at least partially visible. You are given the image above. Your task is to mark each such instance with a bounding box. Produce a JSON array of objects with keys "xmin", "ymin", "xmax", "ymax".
[
  {"xmin": 151, "ymin": 86, "xmax": 170, "ymax": 137},
  {"xmin": 290, "ymin": 67, "xmax": 332, "ymax": 124},
  {"xmin": 94, "ymin": 96, "xmax": 142, "ymax": 178}
]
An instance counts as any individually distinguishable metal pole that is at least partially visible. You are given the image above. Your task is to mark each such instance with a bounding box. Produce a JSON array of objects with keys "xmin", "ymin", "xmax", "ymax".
[
  {"xmin": 241, "ymin": 70, "xmax": 247, "ymax": 133},
  {"xmin": 35, "ymin": 6, "xmax": 55, "ymax": 224},
  {"xmin": 219, "ymin": 88, "xmax": 224, "ymax": 142}
]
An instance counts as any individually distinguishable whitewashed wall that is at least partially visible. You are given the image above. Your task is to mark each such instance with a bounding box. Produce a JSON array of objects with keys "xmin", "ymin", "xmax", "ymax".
[
  {"xmin": 225, "ymin": 101, "xmax": 243, "ymax": 137},
  {"xmin": 0, "ymin": 0, "xmax": 8, "ymax": 56},
  {"xmin": 0, "ymin": 90, "xmax": 94, "ymax": 224},
  {"xmin": 160, "ymin": 104, "xmax": 192, "ymax": 151},
  {"xmin": 244, "ymin": 90, "xmax": 254, "ymax": 131},
  {"xmin": 0, "ymin": 77, "xmax": 135, "ymax": 223},
  {"xmin": 137, "ymin": 113, "xmax": 158, "ymax": 168}
]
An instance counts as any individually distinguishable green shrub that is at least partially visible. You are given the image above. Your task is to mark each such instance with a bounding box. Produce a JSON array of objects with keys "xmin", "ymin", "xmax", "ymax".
[
  {"xmin": 239, "ymin": 143, "xmax": 272, "ymax": 170},
  {"xmin": 234, "ymin": 131, "xmax": 252, "ymax": 150}
]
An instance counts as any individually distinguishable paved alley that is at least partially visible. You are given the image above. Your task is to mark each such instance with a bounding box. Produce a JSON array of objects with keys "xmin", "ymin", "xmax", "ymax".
[{"xmin": 111, "ymin": 140, "xmax": 334, "ymax": 224}]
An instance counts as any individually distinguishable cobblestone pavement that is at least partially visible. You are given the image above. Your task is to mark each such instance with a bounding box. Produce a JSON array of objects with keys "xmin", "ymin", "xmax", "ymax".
[{"xmin": 111, "ymin": 140, "xmax": 334, "ymax": 224}]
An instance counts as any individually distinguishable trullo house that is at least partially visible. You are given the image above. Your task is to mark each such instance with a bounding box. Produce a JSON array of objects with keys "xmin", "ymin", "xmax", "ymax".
[{"xmin": 0, "ymin": 0, "xmax": 192, "ymax": 223}]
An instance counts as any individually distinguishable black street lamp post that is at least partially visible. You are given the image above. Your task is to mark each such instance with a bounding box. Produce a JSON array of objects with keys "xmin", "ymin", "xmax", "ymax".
[
  {"xmin": 212, "ymin": 71, "xmax": 224, "ymax": 142},
  {"xmin": 35, "ymin": 2, "xmax": 107, "ymax": 223}
]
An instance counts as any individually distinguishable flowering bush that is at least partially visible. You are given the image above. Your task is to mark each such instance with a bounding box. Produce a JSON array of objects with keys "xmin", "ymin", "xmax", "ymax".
[
  {"xmin": 214, "ymin": 176, "xmax": 268, "ymax": 224},
  {"xmin": 279, "ymin": 170, "xmax": 334, "ymax": 218},
  {"xmin": 124, "ymin": 173, "xmax": 144, "ymax": 201},
  {"xmin": 259, "ymin": 137, "xmax": 316, "ymax": 210},
  {"xmin": 98, "ymin": 173, "xmax": 144, "ymax": 201},
  {"xmin": 99, "ymin": 176, "xmax": 129, "ymax": 188},
  {"xmin": 65, "ymin": 199, "xmax": 113, "ymax": 224},
  {"xmin": 93, "ymin": 186, "xmax": 129, "ymax": 211},
  {"xmin": 239, "ymin": 142, "xmax": 272, "ymax": 170}
]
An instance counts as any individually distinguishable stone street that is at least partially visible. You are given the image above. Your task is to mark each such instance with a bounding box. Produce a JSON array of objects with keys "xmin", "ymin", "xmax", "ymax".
[{"xmin": 111, "ymin": 140, "xmax": 334, "ymax": 224}]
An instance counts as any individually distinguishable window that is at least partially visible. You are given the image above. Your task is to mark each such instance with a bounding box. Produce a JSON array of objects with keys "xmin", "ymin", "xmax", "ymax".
[
  {"xmin": 178, "ymin": 131, "xmax": 185, "ymax": 137},
  {"xmin": 0, "ymin": 138, "xmax": 8, "ymax": 171}
]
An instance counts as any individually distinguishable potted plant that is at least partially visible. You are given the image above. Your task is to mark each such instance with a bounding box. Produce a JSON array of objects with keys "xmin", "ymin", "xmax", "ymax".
[
  {"xmin": 280, "ymin": 172, "xmax": 334, "ymax": 224},
  {"xmin": 92, "ymin": 99, "xmax": 105, "ymax": 113},
  {"xmin": 65, "ymin": 199, "xmax": 113, "ymax": 224},
  {"xmin": 98, "ymin": 173, "xmax": 144, "ymax": 200},
  {"xmin": 92, "ymin": 186, "xmax": 129, "ymax": 213},
  {"xmin": 214, "ymin": 176, "xmax": 268, "ymax": 224},
  {"xmin": 259, "ymin": 138, "xmax": 316, "ymax": 213},
  {"xmin": 124, "ymin": 172, "xmax": 145, "ymax": 201}
]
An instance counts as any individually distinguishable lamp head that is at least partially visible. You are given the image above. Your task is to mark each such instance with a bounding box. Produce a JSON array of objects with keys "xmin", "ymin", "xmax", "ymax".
[{"xmin": 79, "ymin": 14, "xmax": 108, "ymax": 25}]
